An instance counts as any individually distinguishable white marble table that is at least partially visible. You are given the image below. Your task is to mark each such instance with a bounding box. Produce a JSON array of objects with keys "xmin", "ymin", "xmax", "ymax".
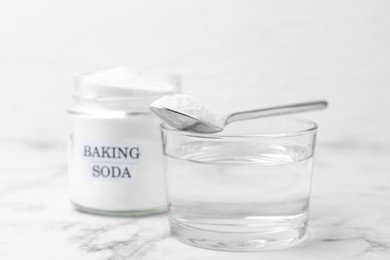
[{"xmin": 1, "ymin": 140, "xmax": 389, "ymax": 260}]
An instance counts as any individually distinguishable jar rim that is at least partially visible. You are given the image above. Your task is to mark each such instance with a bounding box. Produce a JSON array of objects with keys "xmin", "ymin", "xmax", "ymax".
[
  {"xmin": 72, "ymin": 91, "xmax": 176, "ymax": 101},
  {"xmin": 73, "ymin": 68, "xmax": 181, "ymax": 100}
]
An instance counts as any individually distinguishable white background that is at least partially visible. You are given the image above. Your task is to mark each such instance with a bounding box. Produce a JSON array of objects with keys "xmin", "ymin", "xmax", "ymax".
[{"xmin": 0, "ymin": 0, "xmax": 389, "ymax": 147}]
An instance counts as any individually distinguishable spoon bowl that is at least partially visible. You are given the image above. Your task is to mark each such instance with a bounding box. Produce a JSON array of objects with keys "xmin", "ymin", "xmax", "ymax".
[{"xmin": 149, "ymin": 106, "xmax": 223, "ymax": 133}]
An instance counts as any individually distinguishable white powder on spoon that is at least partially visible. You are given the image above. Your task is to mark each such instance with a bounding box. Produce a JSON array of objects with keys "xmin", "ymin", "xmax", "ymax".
[{"xmin": 151, "ymin": 94, "xmax": 223, "ymax": 129}]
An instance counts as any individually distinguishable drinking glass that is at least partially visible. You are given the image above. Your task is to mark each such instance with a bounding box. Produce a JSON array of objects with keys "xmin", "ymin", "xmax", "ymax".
[{"xmin": 161, "ymin": 117, "xmax": 317, "ymax": 251}]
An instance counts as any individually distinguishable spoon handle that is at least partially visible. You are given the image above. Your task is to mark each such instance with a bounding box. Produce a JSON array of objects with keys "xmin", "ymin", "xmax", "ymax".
[{"xmin": 223, "ymin": 100, "xmax": 328, "ymax": 125}]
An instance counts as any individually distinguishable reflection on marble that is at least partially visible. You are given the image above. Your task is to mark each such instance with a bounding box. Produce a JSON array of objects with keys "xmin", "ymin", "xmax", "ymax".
[{"xmin": 0, "ymin": 140, "xmax": 389, "ymax": 260}]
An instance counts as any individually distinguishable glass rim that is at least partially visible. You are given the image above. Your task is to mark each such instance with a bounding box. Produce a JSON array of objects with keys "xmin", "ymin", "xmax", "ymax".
[{"xmin": 160, "ymin": 116, "xmax": 318, "ymax": 139}]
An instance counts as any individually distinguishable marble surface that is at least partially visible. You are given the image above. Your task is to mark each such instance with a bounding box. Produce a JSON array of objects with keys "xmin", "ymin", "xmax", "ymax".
[{"xmin": 1, "ymin": 139, "xmax": 389, "ymax": 260}]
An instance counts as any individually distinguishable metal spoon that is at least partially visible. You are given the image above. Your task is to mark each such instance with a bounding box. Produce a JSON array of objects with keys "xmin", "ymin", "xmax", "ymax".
[{"xmin": 150, "ymin": 100, "xmax": 328, "ymax": 133}]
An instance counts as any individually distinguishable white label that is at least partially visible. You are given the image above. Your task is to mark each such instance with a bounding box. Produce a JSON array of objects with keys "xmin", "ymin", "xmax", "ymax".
[{"xmin": 75, "ymin": 143, "xmax": 141, "ymax": 181}]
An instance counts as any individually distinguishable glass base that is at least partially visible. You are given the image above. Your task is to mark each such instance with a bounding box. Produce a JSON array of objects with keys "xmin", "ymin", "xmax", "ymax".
[
  {"xmin": 72, "ymin": 202, "xmax": 167, "ymax": 217},
  {"xmin": 170, "ymin": 217, "xmax": 308, "ymax": 252}
]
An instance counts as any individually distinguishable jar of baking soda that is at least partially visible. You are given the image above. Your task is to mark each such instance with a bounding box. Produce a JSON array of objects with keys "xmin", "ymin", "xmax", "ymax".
[{"xmin": 68, "ymin": 67, "xmax": 179, "ymax": 216}]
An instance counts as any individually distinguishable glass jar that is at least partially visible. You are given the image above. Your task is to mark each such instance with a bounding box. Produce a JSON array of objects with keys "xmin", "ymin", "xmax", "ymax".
[
  {"xmin": 68, "ymin": 68, "xmax": 179, "ymax": 216},
  {"xmin": 162, "ymin": 117, "xmax": 317, "ymax": 251}
]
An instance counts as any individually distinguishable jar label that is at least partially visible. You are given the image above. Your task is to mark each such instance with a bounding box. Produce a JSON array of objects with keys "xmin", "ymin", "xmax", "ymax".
[{"xmin": 73, "ymin": 144, "xmax": 141, "ymax": 180}]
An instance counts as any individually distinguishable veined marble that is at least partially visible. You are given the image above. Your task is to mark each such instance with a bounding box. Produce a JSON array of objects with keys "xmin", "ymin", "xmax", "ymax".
[{"xmin": 0, "ymin": 140, "xmax": 389, "ymax": 260}]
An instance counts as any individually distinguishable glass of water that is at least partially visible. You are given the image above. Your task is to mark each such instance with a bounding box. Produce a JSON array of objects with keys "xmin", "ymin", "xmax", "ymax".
[{"xmin": 161, "ymin": 117, "xmax": 318, "ymax": 251}]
